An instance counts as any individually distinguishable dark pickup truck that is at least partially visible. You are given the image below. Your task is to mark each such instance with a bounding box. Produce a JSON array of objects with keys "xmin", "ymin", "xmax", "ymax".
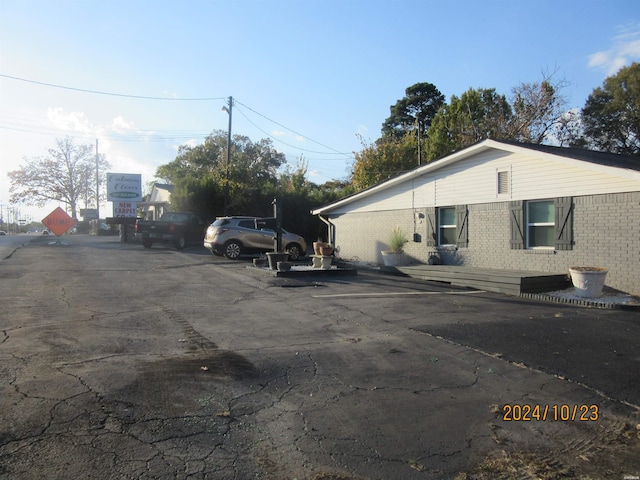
[{"xmin": 135, "ymin": 212, "xmax": 206, "ymax": 250}]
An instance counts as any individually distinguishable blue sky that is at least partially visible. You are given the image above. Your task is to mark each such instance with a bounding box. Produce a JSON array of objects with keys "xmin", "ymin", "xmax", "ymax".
[{"xmin": 1, "ymin": 0, "xmax": 639, "ymax": 222}]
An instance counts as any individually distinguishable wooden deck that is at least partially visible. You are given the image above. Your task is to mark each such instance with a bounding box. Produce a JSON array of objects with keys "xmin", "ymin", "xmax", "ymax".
[{"xmin": 385, "ymin": 264, "xmax": 571, "ymax": 296}]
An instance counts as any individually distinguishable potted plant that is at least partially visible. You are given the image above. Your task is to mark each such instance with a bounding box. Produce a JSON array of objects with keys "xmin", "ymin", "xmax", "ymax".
[
  {"xmin": 313, "ymin": 238, "xmax": 324, "ymax": 255},
  {"xmin": 568, "ymin": 266, "xmax": 608, "ymax": 298},
  {"xmin": 381, "ymin": 225, "xmax": 408, "ymax": 266}
]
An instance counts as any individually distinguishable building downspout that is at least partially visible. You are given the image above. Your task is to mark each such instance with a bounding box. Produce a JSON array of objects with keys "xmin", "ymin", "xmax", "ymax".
[{"xmin": 318, "ymin": 215, "xmax": 335, "ymax": 246}]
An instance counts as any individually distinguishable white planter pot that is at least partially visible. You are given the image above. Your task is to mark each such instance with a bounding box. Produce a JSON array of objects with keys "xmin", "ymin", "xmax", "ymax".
[
  {"xmin": 311, "ymin": 255, "xmax": 332, "ymax": 270},
  {"xmin": 381, "ymin": 251, "xmax": 407, "ymax": 267},
  {"xmin": 568, "ymin": 267, "xmax": 608, "ymax": 298}
]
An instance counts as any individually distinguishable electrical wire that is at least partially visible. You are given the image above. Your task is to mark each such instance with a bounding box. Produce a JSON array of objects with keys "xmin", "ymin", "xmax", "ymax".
[
  {"xmin": 0, "ymin": 74, "xmax": 226, "ymax": 101},
  {"xmin": 1, "ymin": 73, "xmax": 357, "ymax": 163},
  {"xmin": 234, "ymin": 104, "xmax": 354, "ymax": 159},
  {"xmin": 234, "ymin": 99, "xmax": 353, "ymax": 156}
]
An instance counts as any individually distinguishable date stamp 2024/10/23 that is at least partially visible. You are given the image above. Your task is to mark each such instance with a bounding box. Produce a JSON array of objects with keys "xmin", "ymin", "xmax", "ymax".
[{"xmin": 502, "ymin": 404, "xmax": 599, "ymax": 422}]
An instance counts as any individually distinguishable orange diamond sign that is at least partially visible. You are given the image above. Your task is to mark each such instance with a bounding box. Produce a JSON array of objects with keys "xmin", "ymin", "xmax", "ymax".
[{"xmin": 42, "ymin": 207, "xmax": 75, "ymax": 236}]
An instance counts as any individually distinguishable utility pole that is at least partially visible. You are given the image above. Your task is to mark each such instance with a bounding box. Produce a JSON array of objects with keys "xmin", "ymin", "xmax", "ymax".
[
  {"xmin": 222, "ymin": 96, "xmax": 233, "ymax": 216},
  {"xmin": 417, "ymin": 113, "xmax": 422, "ymax": 166},
  {"xmin": 96, "ymin": 139, "xmax": 100, "ymax": 222}
]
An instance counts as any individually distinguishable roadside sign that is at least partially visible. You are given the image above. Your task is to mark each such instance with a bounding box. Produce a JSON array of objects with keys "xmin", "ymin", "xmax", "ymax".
[
  {"xmin": 107, "ymin": 173, "xmax": 142, "ymax": 202},
  {"xmin": 113, "ymin": 201, "xmax": 137, "ymax": 217},
  {"xmin": 80, "ymin": 208, "xmax": 98, "ymax": 220},
  {"xmin": 42, "ymin": 207, "xmax": 75, "ymax": 236}
]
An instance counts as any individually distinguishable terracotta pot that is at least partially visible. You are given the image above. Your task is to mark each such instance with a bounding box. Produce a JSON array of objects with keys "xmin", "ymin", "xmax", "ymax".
[
  {"xmin": 319, "ymin": 245, "xmax": 333, "ymax": 256},
  {"xmin": 313, "ymin": 242, "xmax": 324, "ymax": 255}
]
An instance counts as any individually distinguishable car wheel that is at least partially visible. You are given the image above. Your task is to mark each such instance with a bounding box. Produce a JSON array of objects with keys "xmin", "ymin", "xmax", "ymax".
[
  {"xmin": 143, "ymin": 238, "xmax": 153, "ymax": 248},
  {"xmin": 286, "ymin": 243, "xmax": 303, "ymax": 261},
  {"xmin": 175, "ymin": 234, "xmax": 186, "ymax": 250},
  {"xmin": 224, "ymin": 240, "xmax": 242, "ymax": 259}
]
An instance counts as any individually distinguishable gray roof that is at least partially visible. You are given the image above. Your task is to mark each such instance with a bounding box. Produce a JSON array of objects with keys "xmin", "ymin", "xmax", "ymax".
[
  {"xmin": 311, "ymin": 139, "xmax": 640, "ymax": 215},
  {"xmin": 496, "ymin": 140, "xmax": 640, "ymax": 172}
]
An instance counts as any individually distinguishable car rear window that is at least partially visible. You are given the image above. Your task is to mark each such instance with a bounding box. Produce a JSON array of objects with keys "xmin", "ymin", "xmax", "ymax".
[{"xmin": 212, "ymin": 219, "xmax": 229, "ymax": 227}]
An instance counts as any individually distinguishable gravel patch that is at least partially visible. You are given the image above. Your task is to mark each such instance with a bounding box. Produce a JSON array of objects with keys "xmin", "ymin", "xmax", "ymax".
[{"xmin": 522, "ymin": 287, "xmax": 640, "ymax": 309}]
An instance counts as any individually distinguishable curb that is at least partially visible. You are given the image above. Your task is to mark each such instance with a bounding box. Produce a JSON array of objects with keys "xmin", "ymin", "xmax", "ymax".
[{"xmin": 519, "ymin": 292, "xmax": 640, "ymax": 311}]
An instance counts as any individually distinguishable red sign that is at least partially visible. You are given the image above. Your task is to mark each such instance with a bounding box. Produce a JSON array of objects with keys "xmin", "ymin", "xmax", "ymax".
[{"xmin": 42, "ymin": 207, "xmax": 75, "ymax": 236}]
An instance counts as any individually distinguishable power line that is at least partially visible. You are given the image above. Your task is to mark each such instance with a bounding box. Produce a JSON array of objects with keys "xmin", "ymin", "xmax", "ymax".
[
  {"xmin": 1, "ymin": 73, "xmax": 357, "ymax": 160},
  {"xmin": 0, "ymin": 74, "xmax": 226, "ymax": 101},
  {"xmin": 234, "ymin": 104, "xmax": 354, "ymax": 159},
  {"xmin": 234, "ymin": 99, "xmax": 353, "ymax": 157}
]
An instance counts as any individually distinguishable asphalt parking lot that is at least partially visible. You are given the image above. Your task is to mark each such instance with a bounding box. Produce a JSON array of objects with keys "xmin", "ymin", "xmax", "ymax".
[{"xmin": 1, "ymin": 234, "xmax": 639, "ymax": 479}]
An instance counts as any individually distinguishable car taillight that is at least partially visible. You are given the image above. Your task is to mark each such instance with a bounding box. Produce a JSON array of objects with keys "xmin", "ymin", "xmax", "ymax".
[
  {"xmin": 169, "ymin": 224, "xmax": 176, "ymax": 233},
  {"xmin": 213, "ymin": 228, "xmax": 228, "ymax": 236}
]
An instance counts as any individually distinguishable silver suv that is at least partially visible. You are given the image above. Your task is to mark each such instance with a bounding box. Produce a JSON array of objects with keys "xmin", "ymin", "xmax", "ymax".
[{"xmin": 203, "ymin": 216, "xmax": 307, "ymax": 260}]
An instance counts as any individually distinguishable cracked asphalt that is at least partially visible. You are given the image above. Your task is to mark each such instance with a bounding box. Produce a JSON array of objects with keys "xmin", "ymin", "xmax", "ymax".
[{"xmin": 1, "ymin": 234, "xmax": 639, "ymax": 479}]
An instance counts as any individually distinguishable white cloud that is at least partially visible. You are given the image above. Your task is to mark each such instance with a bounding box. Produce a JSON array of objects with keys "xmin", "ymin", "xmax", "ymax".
[
  {"xmin": 47, "ymin": 107, "xmax": 93, "ymax": 133},
  {"xmin": 110, "ymin": 116, "xmax": 136, "ymax": 133},
  {"xmin": 271, "ymin": 130, "xmax": 286, "ymax": 137},
  {"xmin": 588, "ymin": 23, "xmax": 640, "ymax": 75}
]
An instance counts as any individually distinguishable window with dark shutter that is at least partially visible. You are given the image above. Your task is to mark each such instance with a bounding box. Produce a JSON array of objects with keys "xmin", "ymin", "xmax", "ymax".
[
  {"xmin": 526, "ymin": 200, "xmax": 555, "ymax": 248},
  {"xmin": 426, "ymin": 207, "xmax": 437, "ymax": 247},
  {"xmin": 438, "ymin": 207, "xmax": 456, "ymax": 245},
  {"xmin": 554, "ymin": 197, "xmax": 573, "ymax": 250},
  {"xmin": 510, "ymin": 200, "xmax": 524, "ymax": 249},
  {"xmin": 456, "ymin": 205, "xmax": 468, "ymax": 248}
]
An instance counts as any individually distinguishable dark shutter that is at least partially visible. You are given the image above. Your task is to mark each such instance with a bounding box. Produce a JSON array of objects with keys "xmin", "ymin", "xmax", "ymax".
[
  {"xmin": 510, "ymin": 201, "xmax": 524, "ymax": 249},
  {"xmin": 554, "ymin": 197, "xmax": 573, "ymax": 251},
  {"xmin": 426, "ymin": 207, "xmax": 437, "ymax": 246},
  {"xmin": 456, "ymin": 204, "xmax": 469, "ymax": 248}
]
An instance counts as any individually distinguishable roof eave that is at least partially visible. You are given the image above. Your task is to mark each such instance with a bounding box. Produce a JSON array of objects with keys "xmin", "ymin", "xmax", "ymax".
[{"xmin": 312, "ymin": 139, "xmax": 498, "ymax": 215}]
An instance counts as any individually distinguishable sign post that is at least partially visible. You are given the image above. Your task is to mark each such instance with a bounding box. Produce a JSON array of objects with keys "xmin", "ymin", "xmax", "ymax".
[{"xmin": 107, "ymin": 173, "xmax": 142, "ymax": 243}]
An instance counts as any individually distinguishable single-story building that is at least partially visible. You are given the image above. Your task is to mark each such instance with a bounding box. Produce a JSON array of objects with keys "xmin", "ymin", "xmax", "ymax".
[
  {"xmin": 311, "ymin": 139, "xmax": 640, "ymax": 296},
  {"xmin": 138, "ymin": 183, "xmax": 174, "ymax": 220}
]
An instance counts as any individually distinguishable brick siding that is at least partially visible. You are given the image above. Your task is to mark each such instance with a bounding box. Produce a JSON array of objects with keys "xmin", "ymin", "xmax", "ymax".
[{"xmin": 330, "ymin": 192, "xmax": 640, "ymax": 295}]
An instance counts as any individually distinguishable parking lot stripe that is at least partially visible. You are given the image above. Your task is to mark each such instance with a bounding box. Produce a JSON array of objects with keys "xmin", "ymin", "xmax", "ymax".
[{"xmin": 311, "ymin": 290, "xmax": 486, "ymax": 298}]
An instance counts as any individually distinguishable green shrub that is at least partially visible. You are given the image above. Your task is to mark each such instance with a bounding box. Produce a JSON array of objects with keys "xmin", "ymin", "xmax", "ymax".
[{"xmin": 388, "ymin": 225, "xmax": 408, "ymax": 253}]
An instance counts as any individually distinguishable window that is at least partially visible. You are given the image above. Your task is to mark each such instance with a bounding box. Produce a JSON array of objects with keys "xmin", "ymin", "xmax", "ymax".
[
  {"xmin": 511, "ymin": 198, "xmax": 573, "ymax": 250},
  {"xmin": 526, "ymin": 200, "xmax": 555, "ymax": 248},
  {"xmin": 238, "ymin": 220, "xmax": 256, "ymax": 229},
  {"xmin": 438, "ymin": 207, "xmax": 456, "ymax": 245},
  {"xmin": 426, "ymin": 205, "xmax": 468, "ymax": 248}
]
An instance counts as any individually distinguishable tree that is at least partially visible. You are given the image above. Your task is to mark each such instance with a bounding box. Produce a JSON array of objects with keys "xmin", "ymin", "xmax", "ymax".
[
  {"xmin": 8, "ymin": 136, "xmax": 110, "ymax": 220},
  {"xmin": 156, "ymin": 130, "xmax": 286, "ymax": 219},
  {"xmin": 381, "ymin": 82, "xmax": 445, "ymax": 140},
  {"xmin": 425, "ymin": 88, "xmax": 512, "ymax": 161},
  {"xmin": 508, "ymin": 74, "xmax": 570, "ymax": 144},
  {"xmin": 581, "ymin": 62, "xmax": 640, "ymax": 155},
  {"xmin": 351, "ymin": 133, "xmax": 418, "ymax": 190}
]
